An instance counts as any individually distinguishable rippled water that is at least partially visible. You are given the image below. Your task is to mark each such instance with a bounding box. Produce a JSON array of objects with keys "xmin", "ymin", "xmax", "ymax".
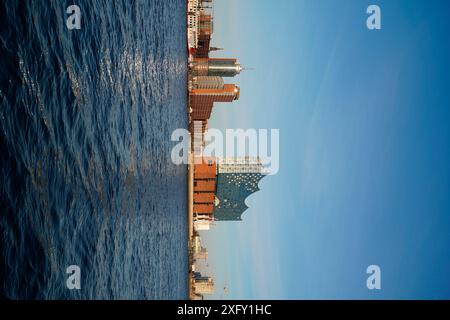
[{"xmin": 0, "ymin": 0, "xmax": 188, "ymax": 299}]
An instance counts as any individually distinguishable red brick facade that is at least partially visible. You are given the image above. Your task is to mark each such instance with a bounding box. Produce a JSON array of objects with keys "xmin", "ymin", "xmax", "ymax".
[
  {"xmin": 189, "ymin": 84, "xmax": 240, "ymax": 121},
  {"xmin": 193, "ymin": 157, "xmax": 217, "ymax": 216}
]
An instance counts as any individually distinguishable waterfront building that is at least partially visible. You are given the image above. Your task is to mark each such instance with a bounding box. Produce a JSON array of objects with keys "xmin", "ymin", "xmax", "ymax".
[
  {"xmin": 196, "ymin": 14, "xmax": 213, "ymax": 58},
  {"xmin": 194, "ymin": 157, "xmax": 216, "ymax": 178},
  {"xmin": 188, "ymin": 1, "xmax": 214, "ymax": 51},
  {"xmin": 192, "ymin": 76, "xmax": 224, "ymax": 90},
  {"xmin": 193, "ymin": 157, "xmax": 217, "ymax": 220},
  {"xmin": 194, "ymin": 180, "xmax": 215, "ymax": 192},
  {"xmin": 189, "ymin": 120, "xmax": 208, "ymax": 152},
  {"xmin": 193, "ymin": 204, "xmax": 214, "ymax": 217},
  {"xmin": 192, "ymin": 235, "xmax": 204, "ymax": 254},
  {"xmin": 213, "ymin": 157, "xmax": 268, "ymax": 221},
  {"xmin": 196, "ymin": 34, "xmax": 211, "ymax": 58},
  {"xmin": 199, "ymin": 14, "xmax": 213, "ymax": 35},
  {"xmin": 190, "ymin": 58, "xmax": 243, "ymax": 77},
  {"xmin": 194, "ymin": 247, "xmax": 208, "ymax": 260},
  {"xmin": 189, "ymin": 84, "xmax": 240, "ymax": 121},
  {"xmin": 196, "ymin": 44, "xmax": 223, "ymax": 59},
  {"xmin": 191, "ymin": 120, "xmax": 206, "ymax": 156},
  {"xmin": 194, "ymin": 280, "xmax": 214, "ymax": 295},
  {"xmin": 194, "ymin": 219, "xmax": 211, "ymax": 231},
  {"xmin": 187, "ymin": 0, "xmax": 200, "ymax": 48},
  {"xmin": 193, "ymin": 273, "xmax": 215, "ymax": 295},
  {"xmin": 192, "ymin": 157, "xmax": 268, "ymax": 222}
]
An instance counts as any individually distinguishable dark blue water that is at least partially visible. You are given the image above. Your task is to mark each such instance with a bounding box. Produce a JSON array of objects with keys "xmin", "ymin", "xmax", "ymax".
[{"xmin": 0, "ymin": 0, "xmax": 188, "ymax": 299}]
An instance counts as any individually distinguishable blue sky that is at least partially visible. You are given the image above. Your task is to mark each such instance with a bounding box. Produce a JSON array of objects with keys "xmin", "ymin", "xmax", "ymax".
[{"xmin": 200, "ymin": 0, "xmax": 450, "ymax": 299}]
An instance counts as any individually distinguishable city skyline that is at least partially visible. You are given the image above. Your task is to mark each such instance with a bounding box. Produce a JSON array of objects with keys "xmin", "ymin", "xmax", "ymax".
[{"xmin": 186, "ymin": 0, "xmax": 268, "ymax": 299}]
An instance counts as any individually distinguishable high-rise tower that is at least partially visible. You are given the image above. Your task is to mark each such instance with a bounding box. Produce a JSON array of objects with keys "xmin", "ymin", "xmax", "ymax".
[
  {"xmin": 189, "ymin": 84, "xmax": 240, "ymax": 120},
  {"xmin": 190, "ymin": 58, "xmax": 243, "ymax": 77}
]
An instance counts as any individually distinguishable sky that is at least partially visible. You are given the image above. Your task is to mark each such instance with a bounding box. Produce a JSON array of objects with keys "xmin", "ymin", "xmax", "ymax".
[{"xmin": 199, "ymin": 0, "xmax": 450, "ymax": 299}]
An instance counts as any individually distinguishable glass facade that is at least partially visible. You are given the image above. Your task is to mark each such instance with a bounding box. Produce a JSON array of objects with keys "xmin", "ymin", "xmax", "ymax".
[{"xmin": 213, "ymin": 172, "xmax": 265, "ymax": 221}]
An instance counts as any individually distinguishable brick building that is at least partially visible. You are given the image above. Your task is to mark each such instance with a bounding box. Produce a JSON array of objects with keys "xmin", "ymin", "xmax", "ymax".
[
  {"xmin": 196, "ymin": 14, "xmax": 213, "ymax": 58},
  {"xmin": 193, "ymin": 157, "xmax": 217, "ymax": 221},
  {"xmin": 189, "ymin": 84, "xmax": 240, "ymax": 121}
]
